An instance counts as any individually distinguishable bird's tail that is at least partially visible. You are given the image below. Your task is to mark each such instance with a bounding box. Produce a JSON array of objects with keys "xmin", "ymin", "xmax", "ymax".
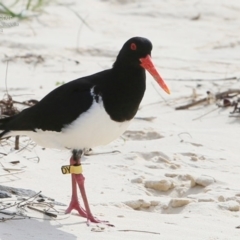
[{"xmin": 0, "ymin": 116, "xmax": 14, "ymax": 138}]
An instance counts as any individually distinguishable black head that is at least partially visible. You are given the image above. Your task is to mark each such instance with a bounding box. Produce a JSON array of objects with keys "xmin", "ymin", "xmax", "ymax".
[
  {"xmin": 113, "ymin": 37, "xmax": 170, "ymax": 94},
  {"xmin": 113, "ymin": 37, "xmax": 153, "ymax": 68}
]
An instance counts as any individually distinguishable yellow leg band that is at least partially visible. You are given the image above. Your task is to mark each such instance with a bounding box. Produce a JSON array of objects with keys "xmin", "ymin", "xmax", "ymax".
[{"xmin": 61, "ymin": 165, "xmax": 82, "ymax": 174}]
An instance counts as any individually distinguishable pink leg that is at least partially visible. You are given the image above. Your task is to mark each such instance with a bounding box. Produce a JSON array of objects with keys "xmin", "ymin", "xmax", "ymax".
[
  {"xmin": 75, "ymin": 173, "xmax": 112, "ymax": 226},
  {"xmin": 65, "ymin": 172, "xmax": 87, "ymax": 217},
  {"xmin": 66, "ymin": 154, "xmax": 113, "ymax": 226}
]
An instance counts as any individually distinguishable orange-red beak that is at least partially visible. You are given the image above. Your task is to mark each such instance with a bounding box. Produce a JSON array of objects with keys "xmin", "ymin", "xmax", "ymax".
[{"xmin": 140, "ymin": 55, "xmax": 170, "ymax": 94}]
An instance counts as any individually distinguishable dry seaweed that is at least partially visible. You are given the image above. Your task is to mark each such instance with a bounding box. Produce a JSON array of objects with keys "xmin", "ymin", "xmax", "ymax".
[{"xmin": 175, "ymin": 89, "xmax": 240, "ymax": 117}]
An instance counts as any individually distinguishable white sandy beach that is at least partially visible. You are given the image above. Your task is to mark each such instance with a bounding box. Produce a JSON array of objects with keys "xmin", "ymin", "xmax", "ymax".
[{"xmin": 0, "ymin": 0, "xmax": 240, "ymax": 239}]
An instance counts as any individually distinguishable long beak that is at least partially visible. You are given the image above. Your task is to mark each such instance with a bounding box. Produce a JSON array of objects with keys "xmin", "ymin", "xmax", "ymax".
[{"xmin": 140, "ymin": 55, "xmax": 170, "ymax": 94}]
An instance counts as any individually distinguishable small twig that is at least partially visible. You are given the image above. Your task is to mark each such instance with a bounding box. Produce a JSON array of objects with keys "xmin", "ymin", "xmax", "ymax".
[
  {"xmin": 33, "ymin": 202, "xmax": 59, "ymax": 213},
  {"xmin": 16, "ymin": 138, "xmax": 37, "ymax": 154},
  {"xmin": 215, "ymin": 89, "xmax": 240, "ymax": 99},
  {"xmin": 192, "ymin": 107, "xmax": 219, "ymax": 121},
  {"xmin": 150, "ymin": 82, "xmax": 170, "ymax": 106},
  {"xmin": 5, "ymin": 61, "xmax": 9, "ymax": 95},
  {"xmin": 139, "ymin": 101, "xmax": 162, "ymax": 110},
  {"xmin": 118, "ymin": 229, "xmax": 160, "ymax": 235},
  {"xmin": 0, "ymin": 99, "xmax": 38, "ymax": 107},
  {"xmin": 0, "ymin": 216, "xmax": 26, "ymax": 222},
  {"xmin": 15, "ymin": 135, "xmax": 19, "ymax": 150},
  {"xmin": 13, "ymin": 100, "xmax": 38, "ymax": 107},
  {"xmin": 0, "ymin": 160, "xmax": 10, "ymax": 173},
  {"xmin": 25, "ymin": 156, "xmax": 40, "ymax": 163},
  {"xmin": 85, "ymin": 150, "xmax": 121, "ymax": 156},
  {"xmin": 176, "ymin": 89, "xmax": 240, "ymax": 110},
  {"xmin": 0, "ymin": 210, "xmax": 17, "ymax": 216},
  {"xmin": 0, "ymin": 191, "xmax": 41, "ymax": 211},
  {"xmin": 178, "ymin": 132, "xmax": 192, "ymax": 142},
  {"xmin": 134, "ymin": 117, "xmax": 156, "ymax": 122},
  {"xmin": 65, "ymin": 6, "xmax": 93, "ymax": 31},
  {"xmin": 27, "ymin": 206, "xmax": 57, "ymax": 218},
  {"xmin": 76, "ymin": 14, "xmax": 89, "ymax": 53},
  {"xmin": 0, "ymin": 170, "xmax": 25, "ymax": 177},
  {"xmin": 175, "ymin": 97, "xmax": 207, "ymax": 110},
  {"xmin": 9, "ymin": 160, "xmax": 20, "ymax": 164},
  {"xmin": 165, "ymin": 76, "xmax": 238, "ymax": 82}
]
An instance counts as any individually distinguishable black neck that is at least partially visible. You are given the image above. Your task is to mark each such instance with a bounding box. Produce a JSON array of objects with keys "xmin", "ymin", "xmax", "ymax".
[{"xmin": 101, "ymin": 65, "xmax": 146, "ymax": 122}]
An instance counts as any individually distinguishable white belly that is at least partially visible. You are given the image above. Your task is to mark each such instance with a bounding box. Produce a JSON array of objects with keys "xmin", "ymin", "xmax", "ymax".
[{"xmin": 9, "ymin": 100, "xmax": 131, "ymax": 150}]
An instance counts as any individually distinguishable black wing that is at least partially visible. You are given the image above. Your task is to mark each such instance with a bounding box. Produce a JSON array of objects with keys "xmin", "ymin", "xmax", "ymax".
[{"xmin": 0, "ymin": 75, "xmax": 100, "ymax": 133}]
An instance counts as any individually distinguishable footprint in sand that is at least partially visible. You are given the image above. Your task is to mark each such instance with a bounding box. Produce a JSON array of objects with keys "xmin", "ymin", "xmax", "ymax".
[
  {"xmin": 144, "ymin": 179, "xmax": 174, "ymax": 192},
  {"xmin": 123, "ymin": 130, "xmax": 163, "ymax": 141},
  {"xmin": 218, "ymin": 200, "xmax": 240, "ymax": 212},
  {"xmin": 180, "ymin": 152, "xmax": 206, "ymax": 161},
  {"xmin": 127, "ymin": 173, "xmax": 217, "ymax": 213},
  {"xmin": 140, "ymin": 173, "xmax": 215, "ymax": 205},
  {"xmin": 136, "ymin": 151, "xmax": 181, "ymax": 169}
]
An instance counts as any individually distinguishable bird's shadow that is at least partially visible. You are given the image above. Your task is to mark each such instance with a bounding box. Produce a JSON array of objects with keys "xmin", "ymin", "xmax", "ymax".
[{"xmin": 0, "ymin": 213, "xmax": 85, "ymax": 240}]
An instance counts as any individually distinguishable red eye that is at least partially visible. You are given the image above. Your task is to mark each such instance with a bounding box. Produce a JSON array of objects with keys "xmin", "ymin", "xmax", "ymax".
[{"xmin": 130, "ymin": 43, "xmax": 137, "ymax": 50}]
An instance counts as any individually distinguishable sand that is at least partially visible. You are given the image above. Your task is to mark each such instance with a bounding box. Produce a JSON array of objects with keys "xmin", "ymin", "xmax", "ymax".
[{"xmin": 0, "ymin": 0, "xmax": 240, "ymax": 239}]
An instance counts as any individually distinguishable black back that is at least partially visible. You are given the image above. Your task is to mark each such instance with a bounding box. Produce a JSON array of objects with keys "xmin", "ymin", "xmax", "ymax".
[{"xmin": 0, "ymin": 37, "xmax": 153, "ymax": 135}]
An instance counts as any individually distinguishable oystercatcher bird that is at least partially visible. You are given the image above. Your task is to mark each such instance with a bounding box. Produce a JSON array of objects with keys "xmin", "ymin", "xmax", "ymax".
[{"xmin": 0, "ymin": 37, "xmax": 170, "ymax": 225}]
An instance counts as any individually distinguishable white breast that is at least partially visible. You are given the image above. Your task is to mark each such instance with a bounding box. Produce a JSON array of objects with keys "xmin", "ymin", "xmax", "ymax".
[{"xmin": 9, "ymin": 98, "xmax": 130, "ymax": 150}]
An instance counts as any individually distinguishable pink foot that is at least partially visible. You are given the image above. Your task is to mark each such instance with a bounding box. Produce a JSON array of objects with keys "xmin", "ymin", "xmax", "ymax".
[
  {"xmin": 86, "ymin": 215, "xmax": 114, "ymax": 227},
  {"xmin": 66, "ymin": 200, "xmax": 113, "ymax": 226},
  {"xmin": 65, "ymin": 199, "xmax": 87, "ymax": 218}
]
